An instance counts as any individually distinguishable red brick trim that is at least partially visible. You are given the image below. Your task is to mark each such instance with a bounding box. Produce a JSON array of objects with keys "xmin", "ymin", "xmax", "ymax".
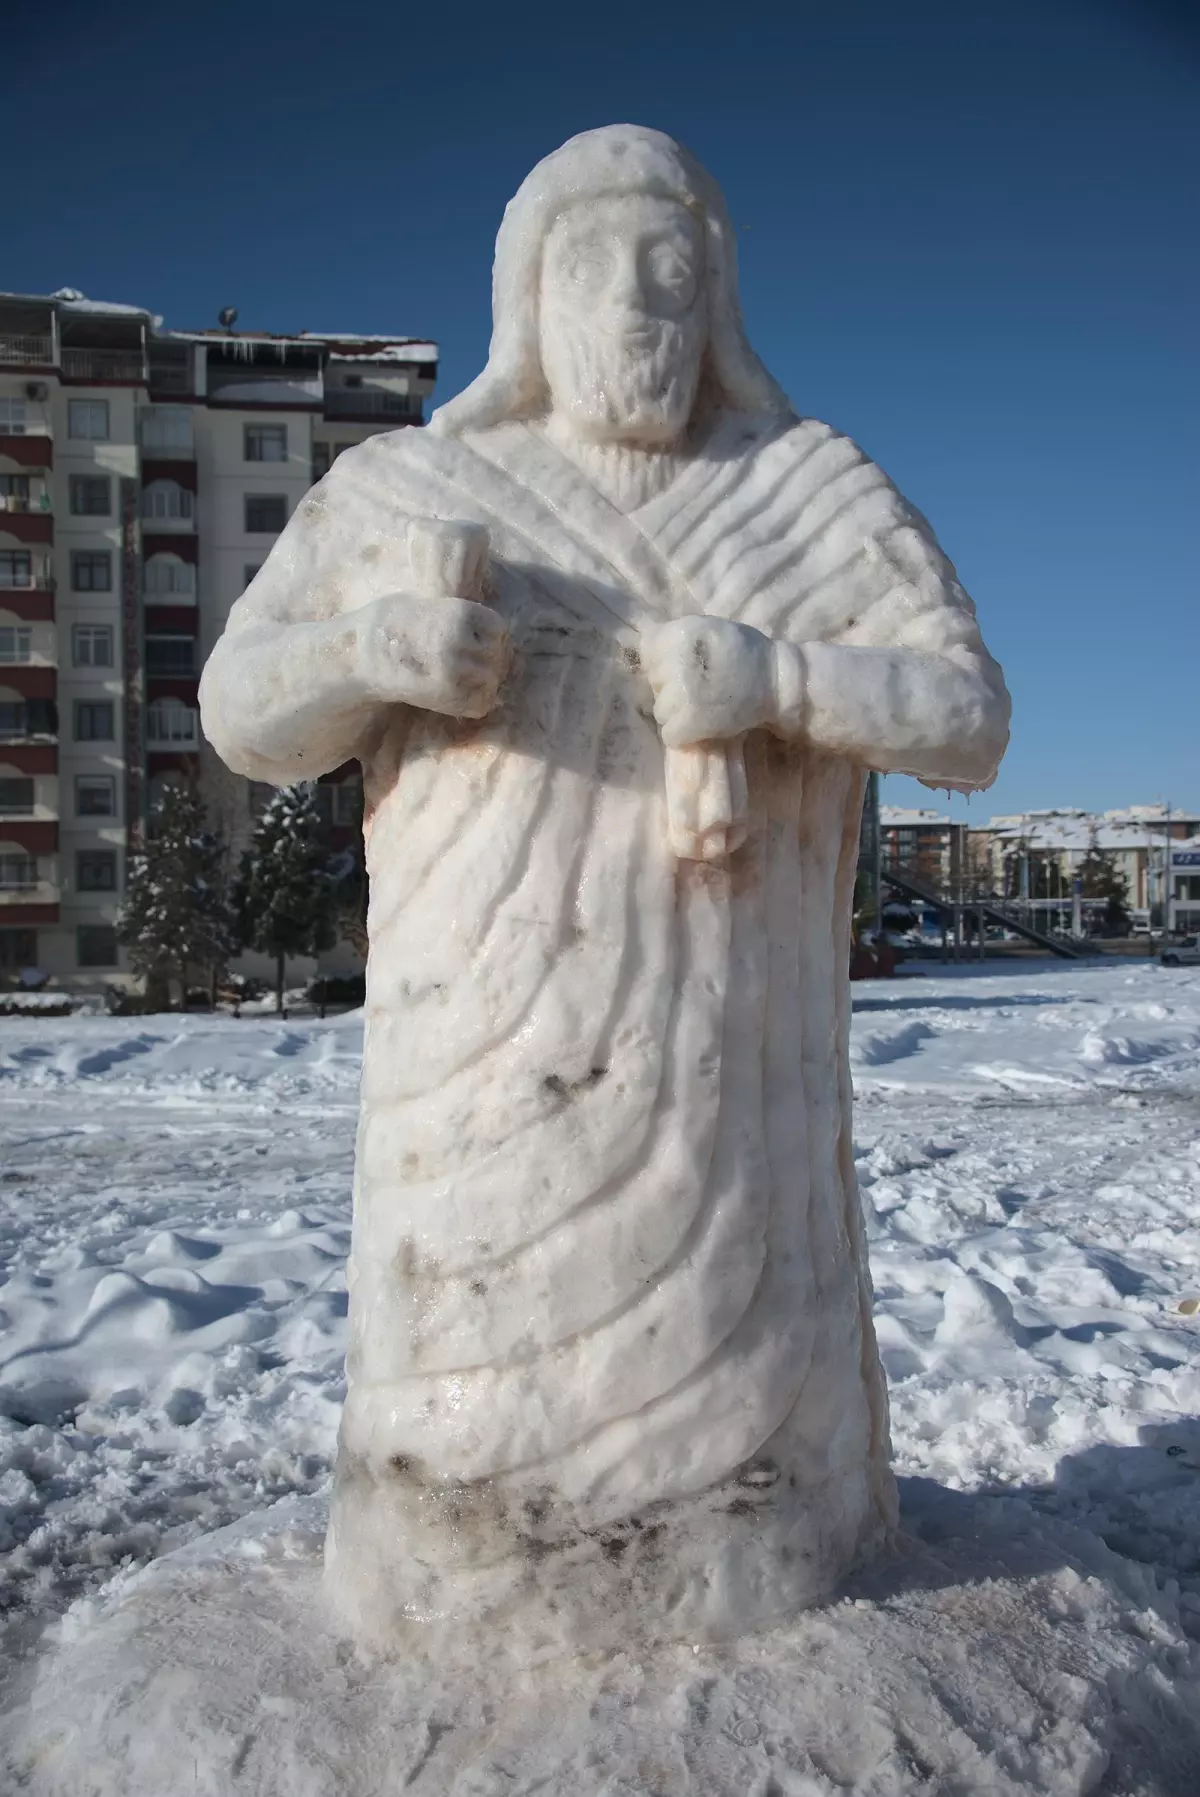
[
  {"xmin": 0, "ymin": 821, "xmax": 58, "ymax": 853},
  {"xmin": 0, "ymin": 744, "xmax": 56, "ymax": 774},
  {"xmin": 143, "ymin": 605, "xmax": 199, "ymax": 633},
  {"xmin": 0, "ymin": 902, "xmax": 59, "ymax": 924},
  {"xmin": 0, "ymin": 513, "xmax": 53, "ymax": 545},
  {"xmin": 141, "ymin": 459, "xmax": 198, "ymax": 491},
  {"xmin": 142, "ymin": 533, "xmax": 199, "ymax": 563},
  {"xmin": 0, "ymin": 436, "xmax": 53, "ymax": 469},
  {"xmin": 0, "ymin": 666, "xmax": 55, "ymax": 700},
  {"xmin": 0, "ymin": 590, "xmax": 54, "ymax": 621}
]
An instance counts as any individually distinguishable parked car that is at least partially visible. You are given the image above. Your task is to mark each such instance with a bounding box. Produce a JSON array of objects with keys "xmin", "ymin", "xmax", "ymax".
[{"xmin": 1161, "ymin": 936, "xmax": 1200, "ymax": 967}]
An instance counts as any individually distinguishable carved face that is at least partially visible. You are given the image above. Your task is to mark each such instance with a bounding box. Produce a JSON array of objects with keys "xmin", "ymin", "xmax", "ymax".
[{"xmin": 538, "ymin": 194, "xmax": 707, "ymax": 446}]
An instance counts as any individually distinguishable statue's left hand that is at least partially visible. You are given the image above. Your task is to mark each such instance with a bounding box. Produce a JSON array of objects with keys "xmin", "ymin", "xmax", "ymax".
[{"xmin": 642, "ymin": 616, "xmax": 776, "ymax": 747}]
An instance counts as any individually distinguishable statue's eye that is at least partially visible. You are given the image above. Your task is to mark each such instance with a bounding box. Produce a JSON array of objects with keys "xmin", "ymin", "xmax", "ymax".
[
  {"xmin": 645, "ymin": 242, "xmax": 697, "ymax": 307},
  {"xmin": 564, "ymin": 246, "xmax": 609, "ymax": 287}
]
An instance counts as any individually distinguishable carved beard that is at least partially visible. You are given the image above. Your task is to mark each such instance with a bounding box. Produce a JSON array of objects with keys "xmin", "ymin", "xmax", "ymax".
[{"xmin": 541, "ymin": 316, "xmax": 704, "ymax": 447}]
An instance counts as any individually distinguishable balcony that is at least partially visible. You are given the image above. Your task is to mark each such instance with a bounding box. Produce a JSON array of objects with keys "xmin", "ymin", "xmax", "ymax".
[
  {"xmin": 0, "ymin": 432, "xmax": 53, "ymax": 470},
  {"xmin": 0, "ymin": 335, "xmax": 54, "ymax": 368},
  {"xmin": 141, "ymin": 481, "xmax": 194, "ymax": 531},
  {"xmin": 146, "ymin": 699, "xmax": 200, "ymax": 748},
  {"xmin": 0, "ymin": 700, "xmax": 58, "ymax": 743},
  {"xmin": 140, "ymin": 408, "xmax": 195, "ymax": 459},
  {"xmin": 0, "ymin": 491, "xmax": 51, "ymax": 515},
  {"xmin": 145, "ymin": 636, "xmax": 197, "ymax": 678},
  {"xmin": 0, "ymin": 856, "xmax": 58, "ymax": 909},
  {"xmin": 323, "ymin": 390, "xmax": 423, "ymax": 422},
  {"xmin": 147, "ymin": 360, "xmax": 193, "ymax": 396},
  {"xmin": 60, "ymin": 347, "xmax": 147, "ymax": 385},
  {"xmin": 143, "ymin": 556, "xmax": 197, "ymax": 605}
]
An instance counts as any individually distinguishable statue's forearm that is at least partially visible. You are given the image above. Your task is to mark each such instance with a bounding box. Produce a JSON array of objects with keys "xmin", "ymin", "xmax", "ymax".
[
  {"xmin": 200, "ymin": 588, "xmax": 511, "ymax": 786},
  {"xmin": 770, "ymin": 640, "xmax": 1010, "ymax": 793},
  {"xmin": 199, "ymin": 615, "xmax": 384, "ymax": 784}
]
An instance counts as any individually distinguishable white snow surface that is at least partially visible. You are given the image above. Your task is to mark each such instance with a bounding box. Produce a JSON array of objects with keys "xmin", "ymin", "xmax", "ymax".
[{"xmin": 3, "ymin": 960, "xmax": 1200, "ymax": 1792}]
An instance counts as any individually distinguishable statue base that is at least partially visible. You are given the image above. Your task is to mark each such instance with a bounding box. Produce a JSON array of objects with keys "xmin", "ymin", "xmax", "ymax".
[
  {"xmin": 9, "ymin": 1485, "xmax": 1198, "ymax": 1797},
  {"xmin": 324, "ymin": 1445, "xmax": 893, "ymax": 1658}
]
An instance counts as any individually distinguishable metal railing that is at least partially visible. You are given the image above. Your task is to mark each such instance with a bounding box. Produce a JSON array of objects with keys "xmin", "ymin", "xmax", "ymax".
[
  {"xmin": 0, "ymin": 492, "xmax": 51, "ymax": 514},
  {"xmin": 323, "ymin": 390, "xmax": 422, "ymax": 421},
  {"xmin": 147, "ymin": 363, "xmax": 192, "ymax": 394},
  {"xmin": 0, "ymin": 335, "xmax": 54, "ymax": 367},
  {"xmin": 0, "ymin": 568, "xmax": 54, "ymax": 592},
  {"xmin": 60, "ymin": 347, "xmax": 147, "ymax": 383}
]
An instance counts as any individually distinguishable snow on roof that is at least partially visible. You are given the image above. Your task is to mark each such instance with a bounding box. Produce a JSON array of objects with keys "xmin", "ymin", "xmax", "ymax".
[
  {"xmin": 306, "ymin": 334, "xmax": 438, "ymax": 362},
  {"xmin": 0, "ymin": 289, "xmax": 159, "ymax": 324},
  {"xmin": 164, "ymin": 330, "xmax": 436, "ymax": 364},
  {"xmin": 879, "ymin": 807, "xmax": 949, "ymax": 826}
]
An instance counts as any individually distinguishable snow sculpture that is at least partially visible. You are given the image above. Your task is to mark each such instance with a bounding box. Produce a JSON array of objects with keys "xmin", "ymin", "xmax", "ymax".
[{"xmin": 200, "ymin": 125, "xmax": 1010, "ymax": 1654}]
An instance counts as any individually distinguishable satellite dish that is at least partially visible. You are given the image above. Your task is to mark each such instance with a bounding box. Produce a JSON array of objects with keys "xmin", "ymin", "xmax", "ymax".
[{"xmin": 218, "ymin": 306, "xmax": 238, "ymax": 331}]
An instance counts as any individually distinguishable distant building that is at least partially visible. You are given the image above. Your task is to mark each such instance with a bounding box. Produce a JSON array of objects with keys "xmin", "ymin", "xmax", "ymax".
[
  {"xmin": 876, "ymin": 801, "xmax": 1200, "ymax": 936},
  {"xmin": 0, "ymin": 290, "xmax": 437, "ymax": 989}
]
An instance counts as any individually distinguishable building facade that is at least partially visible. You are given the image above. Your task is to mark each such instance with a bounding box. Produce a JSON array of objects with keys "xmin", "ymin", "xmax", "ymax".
[
  {"xmin": 0, "ymin": 290, "xmax": 436, "ymax": 990},
  {"xmin": 876, "ymin": 802, "xmax": 1200, "ymax": 937}
]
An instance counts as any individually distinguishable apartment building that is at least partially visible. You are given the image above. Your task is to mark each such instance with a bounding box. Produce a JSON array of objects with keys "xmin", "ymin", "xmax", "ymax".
[
  {"xmin": 874, "ymin": 801, "xmax": 1200, "ymax": 935},
  {"xmin": 0, "ymin": 289, "xmax": 436, "ymax": 990}
]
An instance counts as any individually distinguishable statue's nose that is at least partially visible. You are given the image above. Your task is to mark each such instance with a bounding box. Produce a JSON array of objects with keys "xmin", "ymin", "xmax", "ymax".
[{"xmin": 607, "ymin": 245, "xmax": 647, "ymax": 312}]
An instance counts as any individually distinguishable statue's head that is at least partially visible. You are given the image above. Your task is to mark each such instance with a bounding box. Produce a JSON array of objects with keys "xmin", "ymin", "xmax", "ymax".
[{"xmin": 432, "ymin": 125, "xmax": 791, "ymax": 443}]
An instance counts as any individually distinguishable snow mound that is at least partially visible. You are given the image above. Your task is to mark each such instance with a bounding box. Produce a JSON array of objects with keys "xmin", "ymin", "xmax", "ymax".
[{"xmin": 8, "ymin": 1486, "xmax": 1200, "ymax": 1797}]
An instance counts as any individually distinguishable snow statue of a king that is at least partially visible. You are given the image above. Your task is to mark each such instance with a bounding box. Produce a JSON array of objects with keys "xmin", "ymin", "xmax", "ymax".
[{"xmin": 201, "ymin": 125, "xmax": 1010, "ymax": 1655}]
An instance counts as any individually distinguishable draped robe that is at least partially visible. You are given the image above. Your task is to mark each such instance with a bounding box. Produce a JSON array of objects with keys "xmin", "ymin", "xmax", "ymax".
[{"xmin": 204, "ymin": 404, "xmax": 1008, "ymax": 1647}]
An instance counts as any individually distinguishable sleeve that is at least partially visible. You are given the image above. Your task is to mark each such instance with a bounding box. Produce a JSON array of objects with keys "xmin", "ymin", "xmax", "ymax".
[{"xmin": 774, "ymin": 517, "xmax": 1011, "ymax": 794}]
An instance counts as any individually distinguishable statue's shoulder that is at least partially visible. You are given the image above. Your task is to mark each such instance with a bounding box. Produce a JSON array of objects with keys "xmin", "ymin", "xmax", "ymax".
[{"xmin": 307, "ymin": 426, "xmax": 467, "ymax": 529}]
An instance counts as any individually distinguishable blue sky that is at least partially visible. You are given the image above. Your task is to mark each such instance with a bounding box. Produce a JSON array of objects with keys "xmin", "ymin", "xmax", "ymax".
[{"xmin": 9, "ymin": 0, "xmax": 1197, "ymax": 818}]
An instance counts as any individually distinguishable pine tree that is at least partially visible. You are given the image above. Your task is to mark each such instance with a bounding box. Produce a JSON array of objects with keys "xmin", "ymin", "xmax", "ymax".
[
  {"xmin": 118, "ymin": 783, "xmax": 236, "ymax": 1006},
  {"xmin": 233, "ymin": 785, "xmax": 339, "ymax": 1013},
  {"xmin": 1077, "ymin": 831, "xmax": 1130, "ymax": 935}
]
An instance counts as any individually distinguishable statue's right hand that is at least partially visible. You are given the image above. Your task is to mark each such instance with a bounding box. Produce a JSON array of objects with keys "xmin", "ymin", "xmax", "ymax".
[{"xmin": 353, "ymin": 592, "xmax": 510, "ymax": 719}]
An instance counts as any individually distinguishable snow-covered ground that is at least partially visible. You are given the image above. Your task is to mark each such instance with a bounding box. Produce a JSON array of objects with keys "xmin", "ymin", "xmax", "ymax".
[{"xmin": 2, "ymin": 960, "xmax": 1199, "ymax": 1789}]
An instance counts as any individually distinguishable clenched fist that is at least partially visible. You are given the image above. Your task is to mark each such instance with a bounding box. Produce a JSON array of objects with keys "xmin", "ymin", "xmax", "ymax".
[
  {"xmin": 354, "ymin": 592, "xmax": 510, "ymax": 720},
  {"xmin": 642, "ymin": 615, "xmax": 779, "ymax": 747}
]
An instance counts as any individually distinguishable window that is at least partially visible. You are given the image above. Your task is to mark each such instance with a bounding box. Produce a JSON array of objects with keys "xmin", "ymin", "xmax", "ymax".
[
  {"xmin": 0, "ymin": 398, "xmax": 28, "ymax": 436},
  {"xmin": 245, "ymin": 494, "xmax": 287, "ymax": 533},
  {"xmin": 69, "ymin": 474, "xmax": 112, "ymax": 516},
  {"xmin": 0, "ymin": 928, "xmax": 37, "ymax": 971},
  {"xmin": 0, "ymin": 777, "xmax": 34, "ymax": 814},
  {"xmin": 77, "ymin": 925, "xmax": 118, "ymax": 969},
  {"xmin": 0, "ymin": 627, "xmax": 32, "ymax": 663},
  {"xmin": 0, "ymin": 474, "xmax": 31, "ymax": 504},
  {"xmin": 74, "ymin": 700, "xmax": 115, "ymax": 742},
  {"xmin": 68, "ymin": 399, "xmax": 110, "ymax": 441},
  {"xmin": 243, "ymin": 564, "xmax": 262, "ymax": 590},
  {"xmin": 139, "ymin": 406, "xmax": 193, "ymax": 454},
  {"xmin": 145, "ymin": 635, "xmax": 195, "ymax": 676},
  {"xmin": 245, "ymin": 424, "xmax": 287, "ymax": 462},
  {"xmin": 311, "ymin": 442, "xmax": 331, "ymax": 481},
  {"xmin": 141, "ymin": 480, "xmax": 193, "ymax": 522},
  {"xmin": 0, "ymin": 551, "xmax": 32, "ymax": 589},
  {"xmin": 146, "ymin": 698, "xmax": 199, "ymax": 745},
  {"xmin": 72, "ymin": 623, "xmax": 114, "ymax": 668},
  {"xmin": 143, "ymin": 555, "xmax": 195, "ymax": 599},
  {"xmin": 71, "ymin": 550, "xmax": 112, "ymax": 592},
  {"xmin": 77, "ymin": 849, "xmax": 117, "ymax": 893},
  {"xmin": 249, "ymin": 780, "xmax": 274, "ymax": 815},
  {"xmin": 0, "ymin": 700, "xmax": 55, "ymax": 739},
  {"xmin": 0, "ymin": 854, "xmax": 37, "ymax": 890},
  {"xmin": 76, "ymin": 775, "xmax": 116, "ymax": 817}
]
